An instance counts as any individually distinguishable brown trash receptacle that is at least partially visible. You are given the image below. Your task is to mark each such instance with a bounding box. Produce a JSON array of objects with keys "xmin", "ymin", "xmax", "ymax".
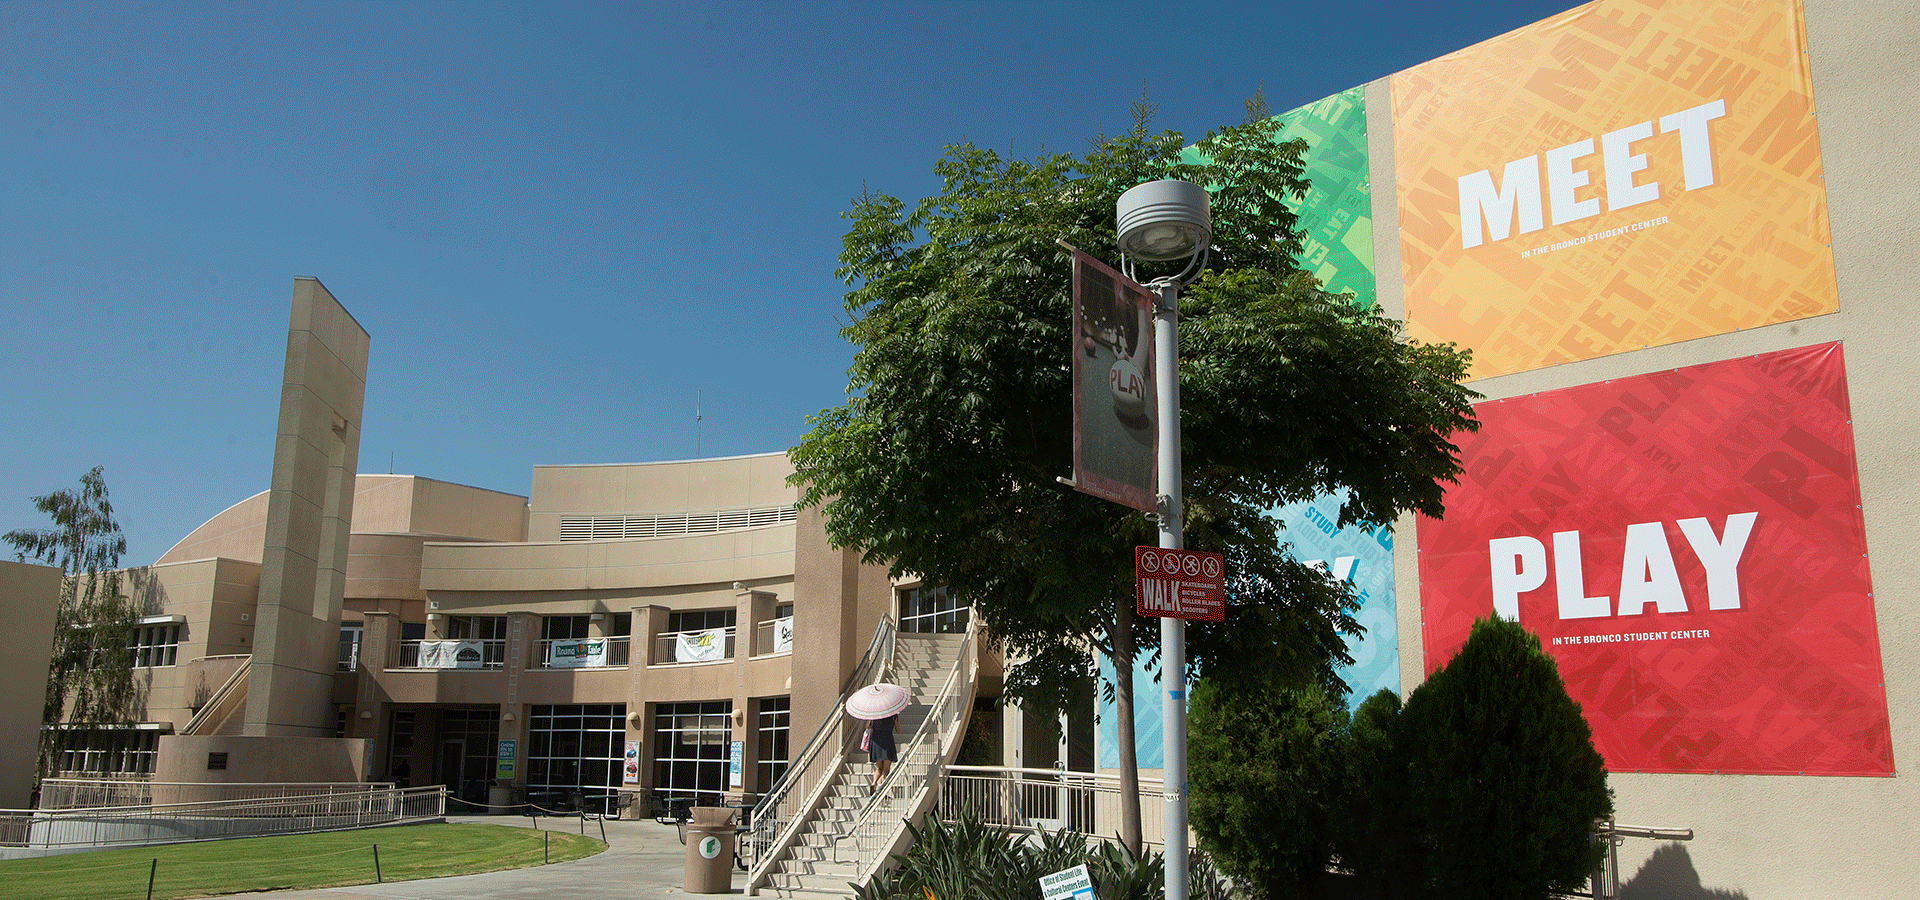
[{"xmin": 683, "ymin": 807, "xmax": 735, "ymax": 893}]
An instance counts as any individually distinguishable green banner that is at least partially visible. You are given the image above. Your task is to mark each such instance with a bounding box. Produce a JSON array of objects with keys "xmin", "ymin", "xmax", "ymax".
[{"xmin": 1182, "ymin": 86, "xmax": 1375, "ymax": 307}]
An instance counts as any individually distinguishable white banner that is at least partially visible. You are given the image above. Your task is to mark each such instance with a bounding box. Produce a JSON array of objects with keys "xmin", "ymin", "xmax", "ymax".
[
  {"xmin": 773, "ymin": 618, "xmax": 794, "ymax": 653},
  {"xmin": 420, "ymin": 640, "xmax": 484, "ymax": 669},
  {"xmin": 547, "ymin": 637, "xmax": 606, "ymax": 668},
  {"xmin": 675, "ymin": 628, "xmax": 727, "ymax": 662}
]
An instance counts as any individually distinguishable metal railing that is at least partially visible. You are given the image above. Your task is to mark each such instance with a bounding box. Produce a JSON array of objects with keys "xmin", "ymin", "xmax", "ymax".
[
  {"xmin": 935, "ymin": 766, "xmax": 1167, "ymax": 849},
  {"xmin": 1591, "ymin": 819, "xmax": 1694, "ymax": 900},
  {"xmin": 396, "ymin": 638, "xmax": 507, "ymax": 669},
  {"xmin": 534, "ymin": 636, "xmax": 631, "ymax": 668},
  {"xmin": 745, "ymin": 616, "xmax": 897, "ymax": 888},
  {"xmin": 828, "ymin": 620, "xmax": 979, "ymax": 886},
  {"xmin": 651, "ymin": 628, "xmax": 736, "ymax": 664},
  {"xmin": 3, "ymin": 785, "xmax": 445, "ymax": 851},
  {"xmin": 37, "ymin": 780, "xmax": 385, "ymax": 811},
  {"xmin": 752, "ymin": 616, "xmax": 794, "ymax": 656}
]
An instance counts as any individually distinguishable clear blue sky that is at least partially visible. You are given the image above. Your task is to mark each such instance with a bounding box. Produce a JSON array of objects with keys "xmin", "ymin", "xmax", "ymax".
[{"xmin": 3, "ymin": 0, "xmax": 1583, "ymax": 565}]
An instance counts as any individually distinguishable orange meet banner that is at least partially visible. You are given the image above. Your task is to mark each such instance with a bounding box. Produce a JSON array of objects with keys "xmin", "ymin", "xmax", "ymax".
[{"xmin": 1391, "ymin": 0, "xmax": 1838, "ymax": 378}]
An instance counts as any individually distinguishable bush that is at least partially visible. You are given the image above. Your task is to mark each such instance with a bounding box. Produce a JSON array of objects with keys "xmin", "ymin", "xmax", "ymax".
[
  {"xmin": 1395, "ymin": 616, "xmax": 1612, "ymax": 900},
  {"xmin": 1188, "ymin": 678, "xmax": 1347, "ymax": 899},
  {"xmin": 1330, "ymin": 688, "xmax": 1422, "ymax": 899},
  {"xmin": 856, "ymin": 809, "xmax": 1251, "ymax": 900}
]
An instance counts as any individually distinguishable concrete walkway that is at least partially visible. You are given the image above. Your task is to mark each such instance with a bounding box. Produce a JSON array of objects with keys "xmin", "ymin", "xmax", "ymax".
[{"xmin": 252, "ymin": 814, "xmax": 750, "ymax": 899}]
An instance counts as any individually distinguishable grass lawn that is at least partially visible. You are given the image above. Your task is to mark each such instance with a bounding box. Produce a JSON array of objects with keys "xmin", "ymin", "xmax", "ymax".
[{"xmin": 0, "ymin": 823, "xmax": 604, "ymax": 900}]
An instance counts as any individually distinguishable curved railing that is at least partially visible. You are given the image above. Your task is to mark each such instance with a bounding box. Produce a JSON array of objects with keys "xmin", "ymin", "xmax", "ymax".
[{"xmin": 745, "ymin": 615, "xmax": 896, "ymax": 887}]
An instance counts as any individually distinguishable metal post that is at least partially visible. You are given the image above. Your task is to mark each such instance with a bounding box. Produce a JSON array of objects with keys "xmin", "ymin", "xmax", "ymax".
[{"xmin": 1152, "ymin": 278, "xmax": 1188, "ymax": 900}]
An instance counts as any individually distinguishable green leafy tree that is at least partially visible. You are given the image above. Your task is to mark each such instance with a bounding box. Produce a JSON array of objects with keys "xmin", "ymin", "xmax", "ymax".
[
  {"xmin": 1189, "ymin": 677, "xmax": 1348, "ymax": 899},
  {"xmin": 5, "ymin": 466, "xmax": 140, "ymax": 779},
  {"xmin": 790, "ymin": 98, "xmax": 1478, "ymax": 851}
]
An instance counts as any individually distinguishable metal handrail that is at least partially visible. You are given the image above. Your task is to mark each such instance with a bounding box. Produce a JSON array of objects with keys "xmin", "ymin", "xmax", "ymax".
[
  {"xmin": 1591, "ymin": 818, "xmax": 1694, "ymax": 900},
  {"xmin": 3, "ymin": 785, "xmax": 446, "ymax": 850},
  {"xmin": 837, "ymin": 617, "xmax": 980, "ymax": 885},
  {"xmin": 935, "ymin": 766, "xmax": 1169, "ymax": 848},
  {"xmin": 745, "ymin": 615, "xmax": 897, "ymax": 888}
]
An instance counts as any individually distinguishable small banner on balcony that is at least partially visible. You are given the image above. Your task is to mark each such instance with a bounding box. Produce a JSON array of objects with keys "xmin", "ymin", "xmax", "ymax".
[
  {"xmin": 676, "ymin": 628, "xmax": 727, "ymax": 662},
  {"xmin": 773, "ymin": 618, "xmax": 794, "ymax": 653},
  {"xmin": 421, "ymin": 640, "xmax": 484, "ymax": 668},
  {"xmin": 547, "ymin": 637, "xmax": 607, "ymax": 668}
]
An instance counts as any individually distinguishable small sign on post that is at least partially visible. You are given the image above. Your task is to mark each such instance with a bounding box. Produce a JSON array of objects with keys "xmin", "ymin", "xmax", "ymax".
[
  {"xmin": 1135, "ymin": 546, "xmax": 1226, "ymax": 622},
  {"xmin": 1041, "ymin": 863, "xmax": 1096, "ymax": 900}
]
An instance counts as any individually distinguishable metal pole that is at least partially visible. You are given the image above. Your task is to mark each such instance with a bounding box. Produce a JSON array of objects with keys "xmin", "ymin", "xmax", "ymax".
[{"xmin": 1152, "ymin": 278, "xmax": 1188, "ymax": 900}]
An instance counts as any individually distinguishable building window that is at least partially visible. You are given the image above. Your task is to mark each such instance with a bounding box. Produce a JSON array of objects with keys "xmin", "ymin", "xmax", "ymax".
[
  {"xmin": 444, "ymin": 615, "xmax": 508, "ymax": 668},
  {"xmin": 56, "ymin": 729, "xmax": 160, "ymax": 777},
  {"xmin": 338, "ymin": 623, "xmax": 363, "ymax": 671},
  {"xmin": 755, "ymin": 697, "xmax": 790, "ymax": 793},
  {"xmin": 652, "ymin": 700, "xmax": 731, "ymax": 805},
  {"xmin": 899, "ymin": 585, "xmax": 967, "ymax": 634},
  {"xmin": 527, "ymin": 704, "xmax": 625, "ymax": 812},
  {"xmin": 129, "ymin": 623, "xmax": 180, "ymax": 667},
  {"xmin": 543, "ymin": 615, "xmax": 591, "ymax": 640},
  {"xmin": 658, "ymin": 609, "xmax": 736, "ymax": 663}
]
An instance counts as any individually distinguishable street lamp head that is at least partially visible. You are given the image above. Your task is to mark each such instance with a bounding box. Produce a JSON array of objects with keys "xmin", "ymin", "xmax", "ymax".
[{"xmin": 1116, "ymin": 180, "xmax": 1211, "ymax": 263}]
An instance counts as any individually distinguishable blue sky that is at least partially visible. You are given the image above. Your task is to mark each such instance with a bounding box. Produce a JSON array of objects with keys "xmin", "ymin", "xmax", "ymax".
[{"xmin": 3, "ymin": 0, "xmax": 1582, "ymax": 565}]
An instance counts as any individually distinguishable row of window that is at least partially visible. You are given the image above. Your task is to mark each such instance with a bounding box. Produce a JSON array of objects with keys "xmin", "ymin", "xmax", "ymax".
[{"xmin": 373, "ymin": 700, "xmax": 791, "ymax": 806}]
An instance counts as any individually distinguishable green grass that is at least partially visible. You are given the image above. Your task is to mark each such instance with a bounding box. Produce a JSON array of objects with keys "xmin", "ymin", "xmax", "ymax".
[{"xmin": 0, "ymin": 823, "xmax": 604, "ymax": 900}]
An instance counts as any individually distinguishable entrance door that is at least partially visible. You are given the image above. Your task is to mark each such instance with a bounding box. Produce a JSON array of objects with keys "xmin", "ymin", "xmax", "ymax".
[{"xmin": 439, "ymin": 740, "xmax": 465, "ymax": 796}]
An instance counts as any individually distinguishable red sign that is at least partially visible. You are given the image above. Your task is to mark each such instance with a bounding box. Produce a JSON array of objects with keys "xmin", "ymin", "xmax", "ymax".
[
  {"xmin": 1136, "ymin": 547, "xmax": 1225, "ymax": 622},
  {"xmin": 1417, "ymin": 343, "xmax": 1891, "ymax": 776}
]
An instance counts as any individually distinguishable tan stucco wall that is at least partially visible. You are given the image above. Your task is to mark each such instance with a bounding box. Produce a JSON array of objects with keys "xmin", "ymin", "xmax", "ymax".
[
  {"xmin": 158, "ymin": 475, "xmax": 527, "ymax": 568},
  {"xmin": 155, "ymin": 735, "xmax": 368, "ymax": 784},
  {"xmin": 526, "ymin": 453, "xmax": 796, "ymax": 541},
  {"xmin": 122, "ymin": 558, "xmax": 262, "ymax": 733},
  {"xmin": 1371, "ymin": 0, "xmax": 1918, "ymax": 895},
  {"xmin": 0, "ymin": 560, "xmax": 60, "ymax": 807},
  {"xmin": 420, "ymin": 525, "xmax": 796, "ymax": 595}
]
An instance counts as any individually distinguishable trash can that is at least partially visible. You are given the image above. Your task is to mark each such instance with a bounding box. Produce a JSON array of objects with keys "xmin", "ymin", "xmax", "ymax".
[
  {"xmin": 489, "ymin": 783, "xmax": 513, "ymax": 815},
  {"xmin": 682, "ymin": 807, "xmax": 736, "ymax": 893}
]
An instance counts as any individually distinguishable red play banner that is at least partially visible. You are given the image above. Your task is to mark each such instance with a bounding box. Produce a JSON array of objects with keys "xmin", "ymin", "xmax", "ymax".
[{"xmin": 1417, "ymin": 343, "xmax": 1891, "ymax": 775}]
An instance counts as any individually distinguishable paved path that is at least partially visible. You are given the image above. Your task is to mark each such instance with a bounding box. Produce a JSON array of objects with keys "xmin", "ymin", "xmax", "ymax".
[{"xmin": 253, "ymin": 814, "xmax": 747, "ymax": 899}]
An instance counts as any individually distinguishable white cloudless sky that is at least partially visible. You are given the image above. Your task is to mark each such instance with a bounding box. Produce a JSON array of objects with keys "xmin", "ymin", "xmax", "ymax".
[{"xmin": 2, "ymin": 0, "xmax": 1584, "ymax": 564}]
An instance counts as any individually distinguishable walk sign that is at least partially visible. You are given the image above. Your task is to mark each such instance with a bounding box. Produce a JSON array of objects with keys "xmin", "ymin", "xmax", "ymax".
[{"xmin": 1135, "ymin": 546, "xmax": 1225, "ymax": 622}]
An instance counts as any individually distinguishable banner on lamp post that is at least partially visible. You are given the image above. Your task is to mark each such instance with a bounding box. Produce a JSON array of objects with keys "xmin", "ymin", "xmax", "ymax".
[{"xmin": 1071, "ymin": 247, "xmax": 1157, "ymax": 512}]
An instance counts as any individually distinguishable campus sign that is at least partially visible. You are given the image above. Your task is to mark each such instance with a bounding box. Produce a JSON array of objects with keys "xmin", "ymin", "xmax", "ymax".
[
  {"xmin": 1417, "ymin": 344, "xmax": 1892, "ymax": 775},
  {"xmin": 1391, "ymin": 0, "xmax": 1839, "ymax": 377}
]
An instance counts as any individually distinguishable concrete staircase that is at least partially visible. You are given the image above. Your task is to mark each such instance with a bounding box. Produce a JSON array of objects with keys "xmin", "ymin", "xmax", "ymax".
[{"xmin": 753, "ymin": 630, "xmax": 974, "ymax": 897}]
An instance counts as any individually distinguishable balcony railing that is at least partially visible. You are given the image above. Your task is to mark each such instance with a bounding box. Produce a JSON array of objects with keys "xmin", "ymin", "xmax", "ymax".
[
  {"xmin": 395, "ymin": 638, "xmax": 506, "ymax": 669},
  {"xmin": 535, "ymin": 636, "xmax": 630, "ymax": 669},
  {"xmin": 652, "ymin": 627, "xmax": 736, "ymax": 664},
  {"xmin": 753, "ymin": 616, "xmax": 795, "ymax": 656}
]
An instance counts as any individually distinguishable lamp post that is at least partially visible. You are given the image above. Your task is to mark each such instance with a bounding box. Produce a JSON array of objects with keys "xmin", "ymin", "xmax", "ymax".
[{"xmin": 1116, "ymin": 178, "xmax": 1210, "ymax": 900}]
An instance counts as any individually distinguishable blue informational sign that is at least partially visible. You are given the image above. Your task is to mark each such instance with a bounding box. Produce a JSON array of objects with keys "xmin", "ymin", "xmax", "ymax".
[{"xmin": 729, "ymin": 740, "xmax": 744, "ymax": 789}]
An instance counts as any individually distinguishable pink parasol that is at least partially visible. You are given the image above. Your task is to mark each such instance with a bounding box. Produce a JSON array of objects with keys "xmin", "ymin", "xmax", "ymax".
[{"xmin": 844, "ymin": 682, "xmax": 910, "ymax": 720}]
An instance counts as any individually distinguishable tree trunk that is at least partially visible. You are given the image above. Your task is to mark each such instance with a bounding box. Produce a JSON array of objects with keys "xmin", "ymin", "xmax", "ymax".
[{"xmin": 1112, "ymin": 599, "xmax": 1143, "ymax": 857}]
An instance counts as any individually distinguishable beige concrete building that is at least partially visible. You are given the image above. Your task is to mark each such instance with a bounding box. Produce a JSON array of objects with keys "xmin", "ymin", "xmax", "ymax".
[
  {"xmin": 79, "ymin": 453, "xmax": 920, "ymax": 812},
  {"xmin": 0, "ymin": 560, "xmax": 60, "ymax": 809}
]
